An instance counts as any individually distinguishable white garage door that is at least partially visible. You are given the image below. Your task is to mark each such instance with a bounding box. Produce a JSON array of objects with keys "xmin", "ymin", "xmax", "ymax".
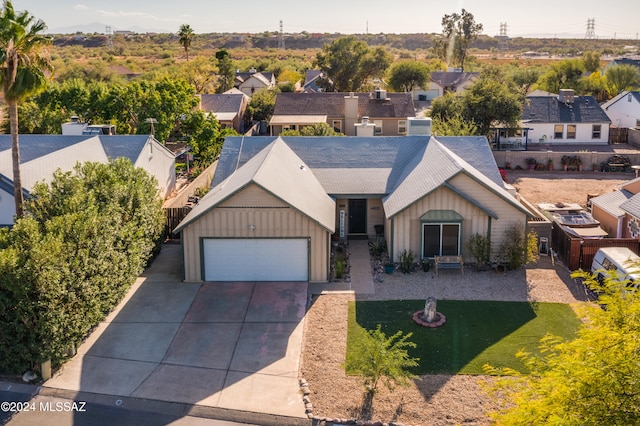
[{"xmin": 202, "ymin": 238, "xmax": 309, "ymax": 281}]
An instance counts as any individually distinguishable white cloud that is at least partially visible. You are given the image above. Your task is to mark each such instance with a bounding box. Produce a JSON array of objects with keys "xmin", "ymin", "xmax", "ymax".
[{"xmin": 73, "ymin": 4, "xmax": 89, "ymax": 11}]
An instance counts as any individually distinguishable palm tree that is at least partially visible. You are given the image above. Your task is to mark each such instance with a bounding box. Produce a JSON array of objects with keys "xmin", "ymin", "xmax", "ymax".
[
  {"xmin": 0, "ymin": 0, "xmax": 52, "ymax": 217},
  {"xmin": 178, "ymin": 24, "xmax": 194, "ymax": 61}
]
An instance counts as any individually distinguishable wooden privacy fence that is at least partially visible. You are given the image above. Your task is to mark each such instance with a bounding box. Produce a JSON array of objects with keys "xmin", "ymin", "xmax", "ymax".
[
  {"xmin": 610, "ymin": 127, "xmax": 629, "ymax": 144},
  {"xmin": 164, "ymin": 207, "xmax": 191, "ymax": 240},
  {"xmin": 552, "ymin": 225, "xmax": 640, "ymax": 270}
]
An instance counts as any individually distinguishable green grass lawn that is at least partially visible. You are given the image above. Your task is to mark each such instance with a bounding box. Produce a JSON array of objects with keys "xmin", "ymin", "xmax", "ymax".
[{"xmin": 347, "ymin": 299, "xmax": 581, "ymax": 375}]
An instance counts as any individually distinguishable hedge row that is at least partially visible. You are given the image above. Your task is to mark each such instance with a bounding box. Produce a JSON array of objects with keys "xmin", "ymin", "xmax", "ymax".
[{"xmin": 0, "ymin": 159, "xmax": 165, "ymax": 373}]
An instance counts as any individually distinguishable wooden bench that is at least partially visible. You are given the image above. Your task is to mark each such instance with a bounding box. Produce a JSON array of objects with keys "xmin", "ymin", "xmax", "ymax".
[{"xmin": 434, "ymin": 255, "xmax": 464, "ymax": 276}]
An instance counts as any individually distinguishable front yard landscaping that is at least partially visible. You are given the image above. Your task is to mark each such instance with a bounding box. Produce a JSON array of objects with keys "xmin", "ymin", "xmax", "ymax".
[{"xmin": 347, "ymin": 299, "xmax": 581, "ymax": 375}]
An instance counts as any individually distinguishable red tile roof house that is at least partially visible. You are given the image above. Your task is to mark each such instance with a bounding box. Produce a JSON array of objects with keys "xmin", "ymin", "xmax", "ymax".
[
  {"xmin": 173, "ymin": 131, "xmax": 530, "ymax": 282},
  {"xmin": 269, "ymin": 90, "xmax": 416, "ymax": 136}
]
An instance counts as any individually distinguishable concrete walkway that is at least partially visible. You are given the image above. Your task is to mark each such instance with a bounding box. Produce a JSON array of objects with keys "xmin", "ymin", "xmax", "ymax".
[
  {"xmin": 41, "ymin": 244, "xmax": 309, "ymax": 426},
  {"xmin": 347, "ymin": 240, "xmax": 375, "ymax": 294}
]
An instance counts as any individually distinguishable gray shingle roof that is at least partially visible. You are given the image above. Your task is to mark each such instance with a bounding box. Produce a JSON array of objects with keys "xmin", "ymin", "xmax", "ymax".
[
  {"xmin": 620, "ymin": 192, "xmax": 640, "ymax": 218},
  {"xmin": 429, "ymin": 71, "xmax": 478, "ymax": 89},
  {"xmin": 199, "ymin": 93, "xmax": 246, "ymax": 114},
  {"xmin": 174, "ymin": 138, "xmax": 335, "ymax": 233},
  {"xmin": 522, "ymin": 95, "xmax": 611, "ymax": 123},
  {"xmin": 272, "ymin": 92, "xmax": 415, "ymax": 119},
  {"xmin": 591, "ymin": 189, "xmax": 632, "ymax": 217},
  {"xmin": 210, "ymin": 135, "xmax": 523, "ymax": 219},
  {"xmin": 0, "ymin": 134, "xmax": 156, "ymax": 165}
]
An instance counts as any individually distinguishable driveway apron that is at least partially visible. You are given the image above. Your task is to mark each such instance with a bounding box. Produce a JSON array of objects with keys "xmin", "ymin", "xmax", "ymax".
[{"xmin": 43, "ymin": 244, "xmax": 308, "ymax": 420}]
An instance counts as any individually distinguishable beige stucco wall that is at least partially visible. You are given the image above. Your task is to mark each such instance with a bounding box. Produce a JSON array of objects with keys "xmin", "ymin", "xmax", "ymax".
[
  {"xmin": 390, "ymin": 175, "xmax": 527, "ymax": 261},
  {"xmin": 181, "ymin": 184, "xmax": 330, "ymax": 282}
]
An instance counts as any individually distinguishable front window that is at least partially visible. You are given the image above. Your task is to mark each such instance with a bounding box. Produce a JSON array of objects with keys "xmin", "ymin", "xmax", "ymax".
[
  {"xmin": 398, "ymin": 120, "xmax": 407, "ymax": 135},
  {"xmin": 592, "ymin": 124, "xmax": 601, "ymax": 139},
  {"xmin": 554, "ymin": 124, "xmax": 564, "ymax": 139},
  {"xmin": 422, "ymin": 223, "xmax": 461, "ymax": 258},
  {"xmin": 374, "ymin": 120, "xmax": 383, "ymax": 136},
  {"xmin": 567, "ymin": 124, "xmax": 576, "ymax": 139}
]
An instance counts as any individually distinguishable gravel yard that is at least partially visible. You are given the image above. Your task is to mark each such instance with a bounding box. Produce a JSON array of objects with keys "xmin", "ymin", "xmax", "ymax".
[{"xmin": 299, "ymin": 172, "xmax": 619, "ymax": 425}]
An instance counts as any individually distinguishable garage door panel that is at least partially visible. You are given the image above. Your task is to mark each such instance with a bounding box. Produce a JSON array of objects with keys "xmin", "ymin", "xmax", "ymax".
[{"xmin": 203, "ymin": 239, "xmax": 308, "ymax": 281}]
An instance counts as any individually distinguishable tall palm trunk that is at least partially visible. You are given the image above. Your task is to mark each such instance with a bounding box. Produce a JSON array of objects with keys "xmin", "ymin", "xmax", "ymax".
[{"xmin": 9, "ymin": 100, "xmax": 23, "ymax": 217}]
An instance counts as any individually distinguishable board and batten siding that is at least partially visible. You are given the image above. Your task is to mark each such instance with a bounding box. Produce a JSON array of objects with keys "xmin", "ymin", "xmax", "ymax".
[
  {"xmin": 182, "ymin": 184, "xmax": 330, "ymax": 282},
  {"xmin": 391, "ymin": 174, "xmax": 527, "ymax": 261}
]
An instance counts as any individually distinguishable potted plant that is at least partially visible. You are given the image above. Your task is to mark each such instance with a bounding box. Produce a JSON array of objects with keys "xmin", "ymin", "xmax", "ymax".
[
  {"xmin": 592, "ymin": 163, "xmax": 599, "ymax": 172},
  {"xmin": 525, "ymin": 157, "xmax": 537, "ymax": 170},
  {"xmin": 561, "ymin": 155, "xmax": 570, "ymax": 171},
  {"xmin": 384, "ymin": 263, "xmax": 394, "ymax": 274},
  {"xmin": 547, "ymin": 158, "xmax": 553, "ymax": 170}
]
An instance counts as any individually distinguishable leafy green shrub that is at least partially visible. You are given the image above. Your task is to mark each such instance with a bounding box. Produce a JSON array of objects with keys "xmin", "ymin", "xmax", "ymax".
[
  {"xmin": 496, "ymin": 225, "xmax": 538, "ymax": 270},
  {"xmin": 398, "ymin": 249, "xmax": 415, "ymax": 274},
  {"xmin": 467, "ymin": 233, "xmax": 491, "ymax": 270},
  {"xmin": 368, "ymin": 239, "xmax": 387, "ymax": 258},
  {"xmin": 346, "ymin": 324, "xmax": 419, "ymax": 395},
  {"xmin": 0, "ymin": 159, "xmax": 164, "ymax": 373}
]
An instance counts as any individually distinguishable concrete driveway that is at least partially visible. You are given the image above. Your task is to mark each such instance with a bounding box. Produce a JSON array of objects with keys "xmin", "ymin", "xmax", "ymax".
[{"xmin": 42, "ymin": 244, "xmax": 308, "ymax": 425}]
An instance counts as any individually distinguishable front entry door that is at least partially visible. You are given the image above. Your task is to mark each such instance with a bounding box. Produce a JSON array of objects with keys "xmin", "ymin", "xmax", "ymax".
[{"xmin": 348, "ymin": 199, "xmax": 367, "ymax": 234}]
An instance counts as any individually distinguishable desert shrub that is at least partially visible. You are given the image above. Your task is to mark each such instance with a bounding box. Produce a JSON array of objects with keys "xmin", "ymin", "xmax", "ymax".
[
  {"xmin": 335, "ymin": 256, "xmax": 346, "ymax": 278},
  {"xmin": 467, "ymin": 233, "xmax": 491, "ymax": 270},
  {"xmin": 398, "ymin": 249, "xmax": 415, "ymax": 274},
  {"xmin": 346, "ymin": 324, "xmax": 419, "ymax": 395},
  {"xmin": 496, "ymin": 225, "xmax": 538, "ymax": 269}
]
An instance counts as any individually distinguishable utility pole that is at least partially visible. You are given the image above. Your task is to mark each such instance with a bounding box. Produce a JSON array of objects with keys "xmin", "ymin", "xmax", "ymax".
[{"xmin": 105, "ymin": 25, "xmax": 113, "ymax": 48}]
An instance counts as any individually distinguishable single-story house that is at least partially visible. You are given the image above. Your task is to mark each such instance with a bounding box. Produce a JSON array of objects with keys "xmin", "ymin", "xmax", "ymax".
[
  {"xmin": 302, "ymin": 70, "xmax": 325, "ymax": 92},
  {"xmin": 521, "ymin": 89, "xmax": 611, "ymax": 145},
  {"xmin": 269, "ymin": 90, "xmax": 416, "ymax": 136},
  {"xmin": 174, "ymin": 134, "xmax": 530, "ymax": 282},
  {"xmin": 0, "ymin": 134, "xmax": 176, "ymax": 226},
  {"xmin": 601, "ymin": 91, "xmax": 640, "ymax": 129},
  {"xmin": 234, "ymin": 70, "xmax": 276, "ymax": 96},
  {"xmin": 198, "ymin": 91, "xmax": 250, "ymax": 133},
  {"xmin": 412, "ymin": 71, "xmax": 479, "ymax": 102},
  {"xmin": 591, "ymin": 177, "xmax": 640, "ymax": 238}
]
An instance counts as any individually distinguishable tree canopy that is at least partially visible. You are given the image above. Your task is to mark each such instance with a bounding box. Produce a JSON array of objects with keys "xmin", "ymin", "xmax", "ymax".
[
  {"xmin": 0, "ymin": 0, "xmax": 53, "ymax": 217},
  {"xmin": 178, "ymin": 24, "xmax": 195, "ymax": 61},
  {"xmin": 315, "ymin": 36, "xmax": 392, "ymax": 92},
  {"xmin": 436, "ymin": 9, "xmax": 483, "ymax": 71},
  {"xmin": 388, "ymin": 61, "xmax": 430, "ymax": 92},
  {"xmin": 486, "ymin": 270, "xmax": 640, "ymax": 425},
  {"xmin": 605, "ymin": 64, "xmax": 640, "ymax": 96}
]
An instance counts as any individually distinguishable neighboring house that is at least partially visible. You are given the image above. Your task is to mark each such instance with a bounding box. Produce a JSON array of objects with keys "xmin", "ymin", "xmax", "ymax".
[
  {"xmin": 234, "ymin": 69, "xmax": 276, "ymax": 96},
  {"xmin": 0, "ymin": 135, "xmax": 176, "ymax": 226},
  {"xmin": 591, "ymin": 177, "xmax": 640, "ymax": 238},
  {"xmin": 412, "ymin": 71, "xmax": 479, "ymax": 102},
  {"xmin": 109, "ymin": 64, "xmax": 141, "ymax": 80},
  {"xmin": 198, "ymin": 91, "xmax": 250, "ymax": 133},
  {"xmin": 174, "ymin": 134, "xmax": 530, "ymax": 282},
  {"xmin": 269, "ymin": 90, "xmax": 416, "ymax": 136},
  {"xmin": 521, "ymin": 90, "xmax": 611, "ymax": 145},
  {"xmin": 602, "ymin": 57, "xmax": 640, "ymax": 74},
  {"xmin": 302, "ymin": 69, "xmax": 324, "ymax": 92},
  {"xmin": 601, "ymin": 91, "xmax": 640, "ymax": 129}
]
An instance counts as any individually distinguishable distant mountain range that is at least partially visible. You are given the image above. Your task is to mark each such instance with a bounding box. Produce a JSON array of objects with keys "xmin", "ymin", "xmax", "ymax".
[{"xmin": 46, "ymin": 22, "xmax": 173, "ymax": 35}]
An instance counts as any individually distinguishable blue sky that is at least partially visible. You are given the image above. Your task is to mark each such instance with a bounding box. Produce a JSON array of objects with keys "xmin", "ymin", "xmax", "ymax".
[{"xmin": 16, "ymin": 0, "xmax": 640, "ymax": 39}]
